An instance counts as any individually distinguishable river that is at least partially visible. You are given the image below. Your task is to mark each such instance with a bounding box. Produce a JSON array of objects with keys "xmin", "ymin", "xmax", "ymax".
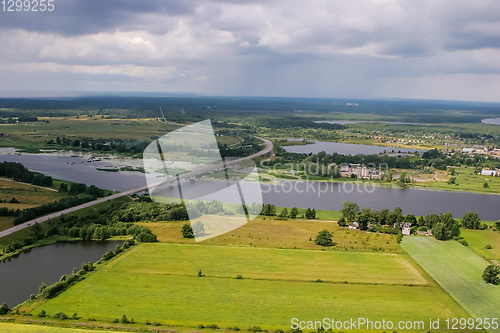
[
  {"xmin": 0, "ymin": 149, "xmax": 498, "ymax": 220},
  {"xmin": 0, "ymin": 241, "xmax": 122, "ymax": 308}
]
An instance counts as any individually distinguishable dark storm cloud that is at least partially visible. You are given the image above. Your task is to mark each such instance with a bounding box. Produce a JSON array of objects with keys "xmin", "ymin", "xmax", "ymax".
[{"xmin": 0, "ymin": 0, "xmax": 200, "ymax": 36}]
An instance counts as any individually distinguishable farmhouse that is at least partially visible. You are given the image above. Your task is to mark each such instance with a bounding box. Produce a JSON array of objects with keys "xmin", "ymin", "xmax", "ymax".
[
  {"xmin": 348, "ymin": 222, "xmax": 359, "ymax": 229},
  {"xmin": 401, "ymin": 222, "xmax": 412, "ymax": 236}
]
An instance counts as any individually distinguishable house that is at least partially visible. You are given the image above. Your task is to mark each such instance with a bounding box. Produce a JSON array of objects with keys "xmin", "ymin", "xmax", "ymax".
[
  {"xmin": 339, "ymin": 163, "xmax": 383, "ymax": 179},
  {"xmin": 462, "ymin": 147, "xmax": 475, "ymax": 154},
  {"xmin": 348, "ymin": 222, "xmax": 359, "ymax": 229},
  {"xmin": 481, "ymin": 169, "xmax": 499, "ymax": 176},
  {"xmin": 401, "ymin": 222, "xmax": 412, "ymax": 236},
  {"xmin": 416, "ymin": 230, "xmax": 433, "ymax": 236}
]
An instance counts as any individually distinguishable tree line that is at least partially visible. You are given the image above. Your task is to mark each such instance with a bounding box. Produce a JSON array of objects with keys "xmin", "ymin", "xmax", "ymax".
[{"xmin": 0, "ymin": 161, "xmax": 53, "ymax": 187}]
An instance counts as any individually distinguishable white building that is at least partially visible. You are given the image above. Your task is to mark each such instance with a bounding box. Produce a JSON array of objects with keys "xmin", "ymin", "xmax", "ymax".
[
  {"xmin": 481, "ymin": 169, "xmax": 499, "ymax": 176},
  {"xmin": 348, "ymin": 222, "xmax": 359, "ymax": 229},
  {"xmin": 401, "ymin": 222, "xmax": 412, "ymax": 236}
]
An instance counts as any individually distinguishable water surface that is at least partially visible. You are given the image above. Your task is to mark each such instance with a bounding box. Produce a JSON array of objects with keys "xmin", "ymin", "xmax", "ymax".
[{"xmin": 0, "ymin": 240, "xmax": 122, "ymax": 307}]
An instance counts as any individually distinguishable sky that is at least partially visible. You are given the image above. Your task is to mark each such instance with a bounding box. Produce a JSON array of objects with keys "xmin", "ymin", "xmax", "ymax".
[{"xmin": 1, "ymin": 0, "xmax": 500, "ymax": 102}]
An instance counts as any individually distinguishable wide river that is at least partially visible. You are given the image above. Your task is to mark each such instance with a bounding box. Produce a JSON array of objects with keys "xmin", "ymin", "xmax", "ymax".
[{"xmin": 1, "ymin": 149, "xmax": 498, "ymax": 221}]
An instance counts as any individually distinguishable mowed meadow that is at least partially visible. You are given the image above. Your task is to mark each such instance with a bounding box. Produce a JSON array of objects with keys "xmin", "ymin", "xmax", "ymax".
[
  {"xmin": 26, "ymin": 243, "xmax": 470, "ymax": 329},
  {"xmin": 402, "ymin": 237, "xmax": 500, "ymax": 327}
]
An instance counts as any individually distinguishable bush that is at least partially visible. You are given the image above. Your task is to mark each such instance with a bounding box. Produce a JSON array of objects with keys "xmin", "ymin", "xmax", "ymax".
[
  {"xmin": 152, "ymin": 322, "xmax": 161, "ymax": 326},
  {"xmin": 112, "ymin": 319, "xmax": 119, "ymax": 323},
  {"xmin": 458, "ymin": 239, "xmax": 469, "ymax": 246},
  {"xmin": 235, "ymin": 274, "xmax": 243, "ymax": 279},
  {"xmin": 248, "ymin": 326, "xmax": 263, "ymax": 332},
  {"xmin": 197, "ymin": 324, "xmax": 205, "ymax": 329},
  {"xmin": 206, "ymin": 324, "xmax": 220, "ymax": 329},
  {"xmin": 483, "ymin": 265, "xmax": 500, "ymax": 285},
  {"xmin": 37, "ymin": 310, "xmax": 46, "ymax": 317},
  {"xmin": 53, "ymin": 312, "xmax": 69, "ymax": 320},
  {"xmin": 485, "ymin": 244, "xmax": 493, "ymax": 249}
]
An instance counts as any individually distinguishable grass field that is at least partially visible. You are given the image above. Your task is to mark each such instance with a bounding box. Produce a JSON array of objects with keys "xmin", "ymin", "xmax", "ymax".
[
  {"xmin": 0, "ymin": 178, "xmax": 67, "ymax": 233},
  {"xmin": 26, "ymin": 243, "xmax": 469, "ymax": 329},
  {"xmin": 0, "ymin": 117, "xmax": 178, "ymax": 152},
  {"xmin": 139, "ymin": 217, "xmax": 402, "ymax": 252},
  {"xmin": 0, "ymin": 178, "xmax": 65, "ymax": 210},
  {"xmin": 416, "ymin": 167, "xmax": 500, "ymax": 194},
  {"xmin": 461, "ymin": 229, "xmax": 500, "ymax": 261},
  {"xmin": 401, "ymin": 237, "xmax": 500, "ymax": 328}
]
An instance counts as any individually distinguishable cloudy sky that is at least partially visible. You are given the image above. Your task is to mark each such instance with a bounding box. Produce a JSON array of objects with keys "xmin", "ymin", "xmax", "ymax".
[{"xmin": 1, "ymin": 0, "xmax": 500, "ymax": 101}]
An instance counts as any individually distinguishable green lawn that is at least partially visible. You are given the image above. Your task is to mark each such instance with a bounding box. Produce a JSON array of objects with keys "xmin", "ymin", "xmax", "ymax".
[
  {"xmin": 27, "ymin": 243, "xmax": 469, "ymax": 329},
  {"xmin": 401, "ymin": 237, "xmax": 500, "ymax": 328},
  {"xmin": 461, "ymin": 229, "xmax": 500, "ymax": 261}
]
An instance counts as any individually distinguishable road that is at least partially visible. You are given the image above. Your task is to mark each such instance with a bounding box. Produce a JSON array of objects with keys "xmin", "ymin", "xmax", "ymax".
[{"xmin": 0, "ymin": 137, "xmax": 273, "ymax": 239}]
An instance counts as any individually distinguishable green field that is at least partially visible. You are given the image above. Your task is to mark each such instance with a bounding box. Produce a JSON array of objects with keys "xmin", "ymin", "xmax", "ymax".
[
  {"xmin": 401, "ymin": 237, "xmax": 500, "ymax": 330},
  {"xmin": 27, "ymin": 243, "xmax": 470, "ymax": 329},
  {"xmin": 461, "ymin": 229, "xmax": 500, "ymax": 261}
]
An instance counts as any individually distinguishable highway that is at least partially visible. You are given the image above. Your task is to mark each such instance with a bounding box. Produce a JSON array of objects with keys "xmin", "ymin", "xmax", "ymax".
[{"xmin": 0, "ymin": 137, "xmax": 273, "ymax": 239}]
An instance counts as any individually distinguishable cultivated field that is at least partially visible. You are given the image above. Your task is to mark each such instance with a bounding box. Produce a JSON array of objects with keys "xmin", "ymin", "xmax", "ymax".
[
  {"xmin": 402, "ymin": 237, "xmax": 500, "ymax": 330},
  {"xmin": 27, "ymin": 243, "xmax": 470, "ymax": 329}
]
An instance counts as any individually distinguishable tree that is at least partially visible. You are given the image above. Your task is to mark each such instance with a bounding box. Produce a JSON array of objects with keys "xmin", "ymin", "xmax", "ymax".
[
  {"xmin": 482, "ymin": 265, "xmax": 500, "ymax": 285},
  {"xmin": 404, "ymin": 214, "xmax": 417, "ymax": 225},
  {"xmin": 305, "ymin": 208, "xmax": 316, "ymax": 219},
  {"xmin": 462, "ymin": 211, "xmax": 481, "ymax": 229},
  {"xmin": 58, "ymin": 183, "xmax": 68, "ymax": 193},
  {"xmin": 0, "ymin": 304, "xmax": 10, "ymax": 315},
  {"xmin": 357, "ymin": 211, "xmax": 370, "ymax": 230},
  {"xmin": 181, "ymin": 223, "xmax": 194, "ymax": 238},
  {"xmin": 278, "ymin": 208, "xmax": 289, "ymax": 219},
  {"xmin": 484, "ymin": 182, "xmax": 489, "ymax": 188},
  {"xmin": 289, "ymin": 207, "xmax": 299, "ymax": 219},
  {"xmin": 433, "ymin": 223, "xmax": 447, "ymax": 241},
  {"xmin": 192, "ymin": 221, "xmax": 205, "ymax": 236},
  {"xmin": 337, "ymin": 216, "xmax": 347, "ymax": 227},
  {"xmin": 340, "ymin": 201, "xmax": 359, "ymax": 223},
  {"xmin": 314, "ymin": 229, "xmax": 335, "ymax": 247}
]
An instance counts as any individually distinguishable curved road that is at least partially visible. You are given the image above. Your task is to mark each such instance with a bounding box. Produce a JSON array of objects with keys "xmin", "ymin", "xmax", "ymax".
[{"xmin": 0, "ymin": 137, "xmax": 273, "ymax": 239}]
